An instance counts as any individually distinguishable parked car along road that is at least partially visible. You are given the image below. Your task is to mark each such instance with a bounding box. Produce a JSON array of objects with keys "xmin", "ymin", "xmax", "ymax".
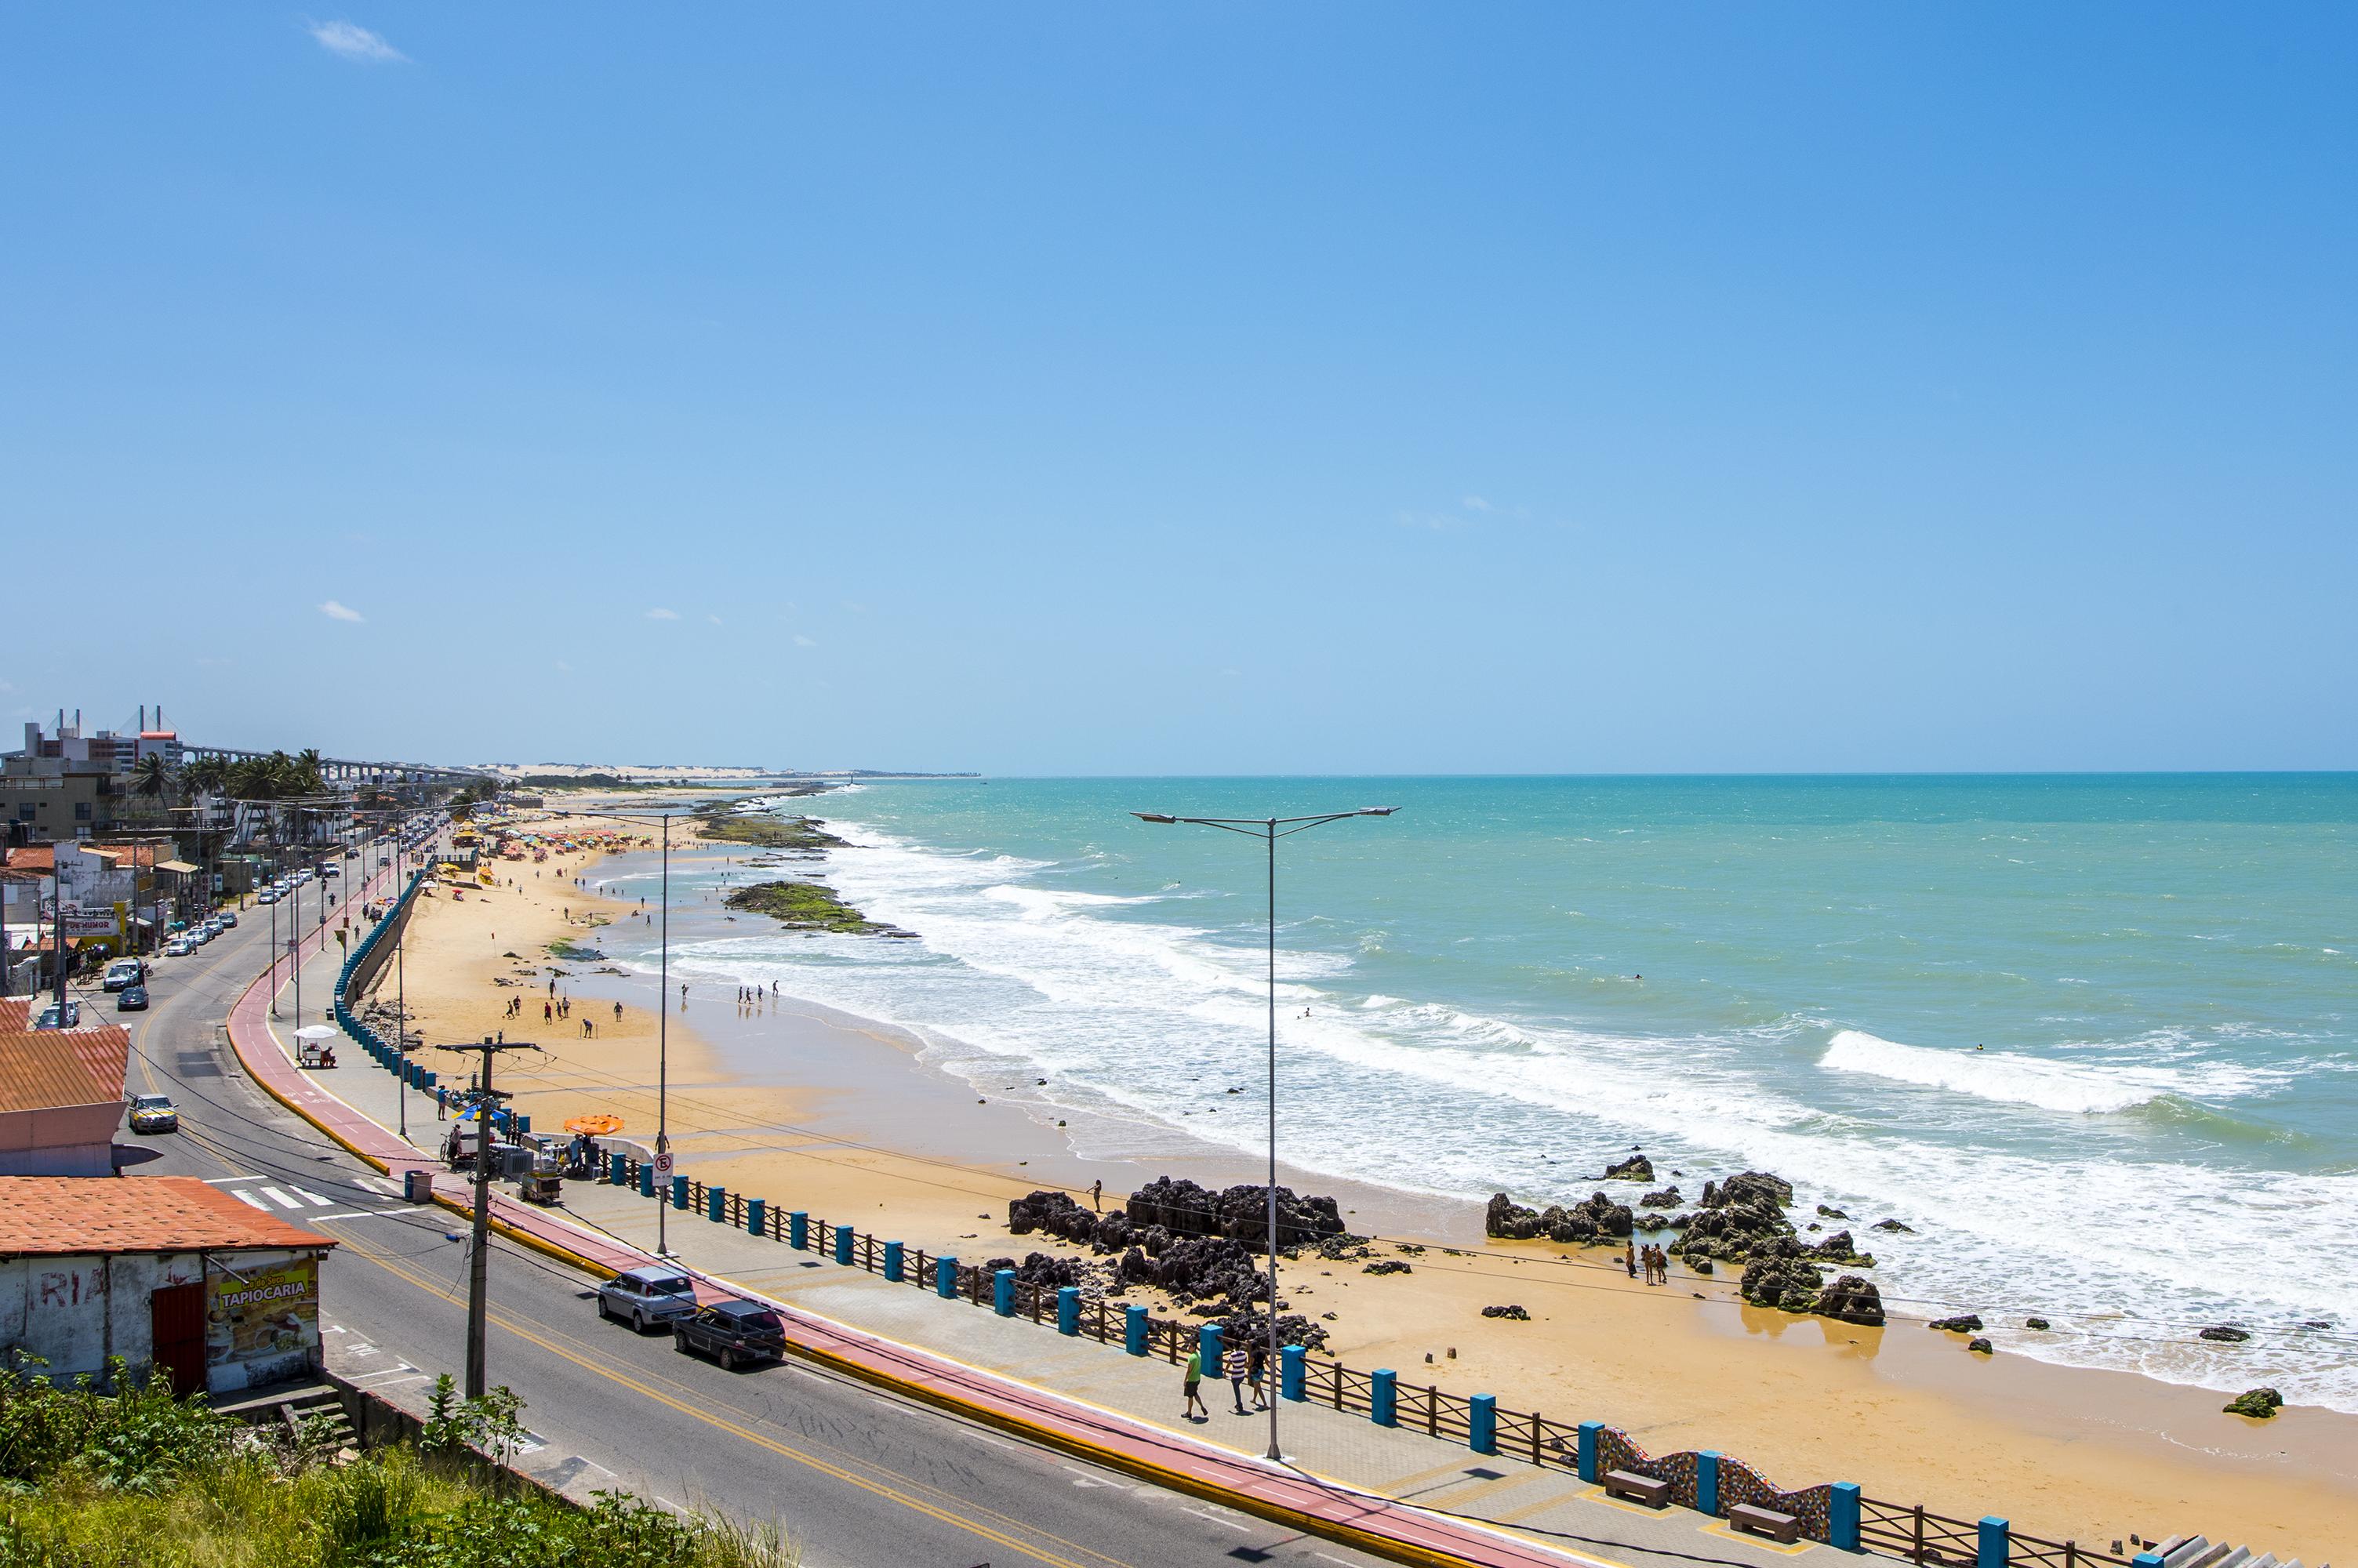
[
  {"xmin": 672, "ymin": 1298, "xmax": 787, "ymax": 1370},
  {"xmin": 164, "ymin": 937, "xmax": 196, "ymax": 956},
  {"xmin": 101, "ymin": 959, "xmax": 146, "ymax": 993},
  {"xmin": 116, "ymin": 984, "xmax": 149, "ymax": 1012},
  {"xmin": 596, "ymin": 1267, "xmax": 699, "ymax": 1332},
  {"xmin": 34, "ymin": 1001, "xmax": 81, "ymax": 1029}
]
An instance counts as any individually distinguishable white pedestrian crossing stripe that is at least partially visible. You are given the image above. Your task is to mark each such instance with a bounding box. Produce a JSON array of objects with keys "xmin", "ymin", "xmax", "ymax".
[
  {"xmin": 294, "ymin": 1189, "xmax": 334, "ymax": 1207},
  {"xmin": 260, "ymin": 1188, "xmax": 302, "ymax": 1209},
  {"xmin": 232, "ymin": 1190, "xmax": 270, "ymax": 1211}
]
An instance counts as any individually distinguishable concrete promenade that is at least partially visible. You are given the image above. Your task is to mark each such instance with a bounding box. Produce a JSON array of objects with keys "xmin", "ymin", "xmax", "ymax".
[{"xmin": 237, "ymin": 866, "xmax": 1848, "ymax": 1568}]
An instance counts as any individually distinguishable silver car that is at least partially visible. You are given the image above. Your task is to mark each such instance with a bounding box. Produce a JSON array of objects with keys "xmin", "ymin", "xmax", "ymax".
[{"xmin": 596, "ymin": 1267, "xmax": 699, "ymax": 1332}]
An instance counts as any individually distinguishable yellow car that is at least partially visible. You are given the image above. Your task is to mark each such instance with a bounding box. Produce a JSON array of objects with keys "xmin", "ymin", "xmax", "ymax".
[{"xmin": 126, "ymin": 1094, "xmax": 180, "ymax": 1134}]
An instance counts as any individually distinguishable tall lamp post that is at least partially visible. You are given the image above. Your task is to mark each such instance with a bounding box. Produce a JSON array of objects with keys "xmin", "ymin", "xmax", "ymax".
[
  {"xmin": 581, "ymin": 808, "xmax": 685, "ymax": 1256},
  {"xmin": 1129, "ymin": 805, "xmax": 1396, "ymax": 1462}
]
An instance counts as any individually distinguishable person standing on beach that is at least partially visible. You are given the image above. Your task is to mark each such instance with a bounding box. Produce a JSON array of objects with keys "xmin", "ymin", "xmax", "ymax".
[
  {"xmin": 1223, "ymin": 1343, "xmax": 1251, "ymax": 1414},
  {"xmin": 1091, "ymin": 1179, "xmax": 1103, "ymax": 1213},
  {"xmin": 1183, "ymin": 1348, "xmax": 1208, "ymax": 1419},
  {"xmin": 1624, "ymin": 1240, "xmax": 1637, "ymax": 1279}
]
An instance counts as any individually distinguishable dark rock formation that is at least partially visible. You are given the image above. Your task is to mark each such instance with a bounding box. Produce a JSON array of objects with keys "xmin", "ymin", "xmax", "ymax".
[
  {"xmin": 1127, "ymin": 1176, "xmax": 1342, "ymax": 1250},
  {"xmin": 1813, "ymin": 1274, "xmax": 1886, "ymax": 1327},
  {"xmin": 1815, "ymin": 1203, "xmax": 1850, "ymax": 1220},
  {"xmin": 2222, "ymin": 1387, "xmax": 2282, "ymax": 1419},
  {"xmin": 1007, "ymin": 1189, "xmax": 1099, "ymax": 1243},
  {"xmin": 2024, "ymin": 1317, "xmax": 2050, "ymax": 1330},
  {"xmin": 1928, "ymin": 1314, "xmax": 1983, "ymax": 1333},
  {"xmin": 1806, "ymin": 1230, "xmax": 1877, "ymax": 1268},
  {"xmin": 1600, "ymin": 1154, "xmax": 1655, "ymax": 1183},
  {"xmin": 1638, "ymin": 1187, "xmax": 1683, "ymax": 1208},
  {"xmin": 1700, "ymin": 1171, "xmax": 1793, "ymax": 1210},
  {"xmin": 1967, "ymin": 1337, "xmax": 1993, "ymax": 1355},
  {"xmin": 1677, "ymin": 1194, "xmax": 1793, "ymax": 1262},
  {"xmin": 981, "ymin": 1252, "xmax": 1098, "ymax": 1290},
  {"xmin": 2199, "ymin": 1325, "xmax": 2251, "ymax": 1343},
  {"xmin": 1871, "ymin": 1218, "xmax": 1915, "ymax": 1233},
  {"xmin": 1739, "ymin": 1254, "xmax": 1823, "ymax": 1313},
  {"xmin": 1489, "ymin": 1190, "xmax": 1631, "ymax": 1244},
  {"xmin": 1481, "ymin": 1304, "xmax": 1531, "ymax": 1320},
  {"xmin": 1116, "ymin": 1235, "xmax": 1267, "ymax": 1307},
  {"xmin": 1214, "ymin": 1306, "xmax": 1329, "ymax": 1353},
  {"xmin": 1486, "ymin": 1193, "xmax": 1545, "ymax": 1240},
  {"xmin": 1363, "ymin": 1260, "xmax": 1412, "ymax": 1276}
]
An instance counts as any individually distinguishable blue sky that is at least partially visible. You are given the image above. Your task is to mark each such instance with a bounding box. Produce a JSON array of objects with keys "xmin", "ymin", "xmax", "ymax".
[{"xmin": 5, "ymin": 5, "xmax": 2354, "ymax": 773}]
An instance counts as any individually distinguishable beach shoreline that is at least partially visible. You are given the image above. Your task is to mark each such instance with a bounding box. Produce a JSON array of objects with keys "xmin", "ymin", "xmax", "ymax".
[{"xmin": 384, "ymin": 800, "xmax": 2358, "ymax": 1555}]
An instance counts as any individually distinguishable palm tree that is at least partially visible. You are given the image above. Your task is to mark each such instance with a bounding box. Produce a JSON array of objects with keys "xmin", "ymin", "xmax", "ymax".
[
  {"xmin": 182, "ymin": 754, "xmax": 228, "ymax": 797},
  {"xmin": 293, "ymin": 749, "xmax": 326, "ymax": 795},
  {"xmin": 131, "ymin": 753, "xmax": 177, "ymax": 805}
]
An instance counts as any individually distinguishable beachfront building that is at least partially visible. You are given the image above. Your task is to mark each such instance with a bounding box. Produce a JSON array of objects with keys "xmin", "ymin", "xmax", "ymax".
[
  {"xmin": 0, "ymin": 1002, "xmax": 131, "ymax": 1175},
  {"xmin": 0, "ymin": 1176, "xmax": 337, "ymax": 1395}
]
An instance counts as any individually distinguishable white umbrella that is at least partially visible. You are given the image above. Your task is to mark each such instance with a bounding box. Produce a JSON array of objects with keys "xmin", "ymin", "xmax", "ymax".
[{"xmin": 293, "ymin": 1024, "xmax": 340, "ymax": 1042}]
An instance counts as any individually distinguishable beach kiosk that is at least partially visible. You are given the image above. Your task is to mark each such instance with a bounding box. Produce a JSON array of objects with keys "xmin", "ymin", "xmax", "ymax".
[{"xmin": 292, "ymin": 1023, "xmax": 340, "ymax": 1069}]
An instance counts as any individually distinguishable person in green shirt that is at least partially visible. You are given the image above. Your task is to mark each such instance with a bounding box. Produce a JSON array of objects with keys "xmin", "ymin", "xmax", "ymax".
[{"xmin": 1182, "ymin": 1347, "xmax": 1208, "ymax": 1420}]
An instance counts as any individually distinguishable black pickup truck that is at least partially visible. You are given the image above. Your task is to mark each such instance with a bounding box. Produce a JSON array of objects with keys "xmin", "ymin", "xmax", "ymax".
[{"xmin": 671, "ymin": 1298, "xmax": 787, "ymax": 1370}]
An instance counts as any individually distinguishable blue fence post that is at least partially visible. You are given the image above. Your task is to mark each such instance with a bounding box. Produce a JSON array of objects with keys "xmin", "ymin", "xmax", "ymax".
[
  {"xmin": 638, "ymin": 1163, "xmax": 654, "ymax": 1198},
  {"xmin": 789, "ymin": 1211, "xmax": 808, "ymax": 1250},
  {"xmin": 834, "ymin": 1225, "xmax": 853, "ymax": 1265},
  {"xmin": 609, "ymin": 1153, "xmax": 625, "ymax": 1185},
  {"xmin": 1057, "ymin": 1286, "xmax": 1080, "ymax": 1335},
  {"xmin": 1978, "ymin": 1518, "xmax": 2009, "ymax": 1568},
  {"xmin": 1697, "ymin": 1451, "xmax": 1721, "ymax": 1516},
  {"xmin": 1370, "ymin": 1369, "xmax": 1398, "ymax": 1428},
  {"xmin": 1576, "ymin": 1421, "xmax": 1602, "ymax": 1483},
  {"xmin": 670, "ymin": 1175, "xmax": 688, "ymax": 1210},
  {"xmin": 1125, "ymin": 1304, "xmax": 1149, "ymax": 1356},
  {"xmin": 993, "ymin": 1268, "xmax": 1016, "ymax": 1317},
  {"xmin": 1829, "ymin": 1483, "xmax": 1862, "ymax": 1551},
  {"xmin": 1281, "ymin": 1343, "xmax": 1306, "ymax": 1402},
  {"xmin": 884, "ymin": 1240, "xmax": 904, "ymax": 1282},
  {"xmin": 518, "ymin": 1115, "xmax": 530, "ymax": 1135},
  {"xmin": 1469, "ymin": 1393, "xmax": 1497, "ymax": 1454},
  {"xmin": 421, "ymin": 1071, "xmax": 436, "ymax": 1091},
  {"xmin": 707, "ymin": 1186, "xmax": 726, "ymax": 1224},
  {"xmin": 936, "ymin": 1255, "xmax": 958, "ymax": 1299},
  {"xmin": 1198, "ymin": 1323, "xmax": 1223, "ymax": 1369},
  {"xmin": 2133, "ymin": 1556, "xmax": 2165, "ymax": 1568},
  {"xmin": 747, "ymin": 1197, "xmax": 765, "ymax": 1236}
]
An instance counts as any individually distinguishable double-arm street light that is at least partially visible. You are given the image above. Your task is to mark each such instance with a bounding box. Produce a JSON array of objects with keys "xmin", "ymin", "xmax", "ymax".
[
  {"xmin": 1129, "ymin": 805, "xmax": 1396, "ymax": 1461},
  {"xmin": 579, "ymin": 808, "xmax": 689, "ymax": 1257}
]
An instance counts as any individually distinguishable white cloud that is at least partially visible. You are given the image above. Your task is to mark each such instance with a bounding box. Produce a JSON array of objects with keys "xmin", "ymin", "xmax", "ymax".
[
  {"xmin": 308, "ymin": 20, "xmax": 406, "ymax": 63},
  {"xmin": 706, "ymin": 614, "xmax": 723, "ymax": 626},
  {"xmin": 644, "ymin": 608, "xmax": 680, "ymax": 621},
  {"xmin": 319, "ymin": 600, "xmax": 365, "ymax": 622},
  {"xmin": 554, "ymin": 660, "xmax": 573, "ymax": 673},
  {"xmin": 792, "ymin": 634, "xmax": 817, "ymax": 648}
]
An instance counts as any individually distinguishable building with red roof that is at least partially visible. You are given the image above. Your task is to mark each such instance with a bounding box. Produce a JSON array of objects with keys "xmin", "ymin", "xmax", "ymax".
[{"xmin": 0, "ymin": 1176, "xmax": 337, "ymax": 1394}]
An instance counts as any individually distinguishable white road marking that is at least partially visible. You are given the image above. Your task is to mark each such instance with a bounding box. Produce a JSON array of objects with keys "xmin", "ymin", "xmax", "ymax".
[
  {"xmin": 232, "ymin": 1191, "xmax": 271, "ymax": 1211},
  {"xmin": 1185, "ymin": 1508, "xmax": 1251, "ymax": 1534},
  {"xmin": 202, "ymin": 1174, "xmax": 267, "ymax": 1184},
  {"xmin": 295, "ymin": 1189, "xmax": 335, "ymax": 1207},
  {"xmin": 313, "ymin": 1211, "xmax": 372, "ymax": 1221},
  {"xmin": 260, "ymin": 1187, "xmax": 303, "ymax": 1208}
]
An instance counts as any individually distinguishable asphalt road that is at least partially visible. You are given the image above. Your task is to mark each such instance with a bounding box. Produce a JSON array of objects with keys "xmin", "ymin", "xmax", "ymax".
[{"xmin": 98, "ymin": 840, "xmax": 1398, "ymax": 1568}]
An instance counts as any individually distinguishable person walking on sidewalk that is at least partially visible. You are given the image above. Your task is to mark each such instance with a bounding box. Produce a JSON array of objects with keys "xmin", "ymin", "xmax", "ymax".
[
  {"xmin": 1223, "ymin": 1344, "xmax": 1252, "ymax": 1414},
  {"xmin": 1247, "ymin": 1341, "xmax": 1269, "ymax": 1411},
  {"xmin": 1182, "ymin": 1348, "xmax": 1208, "ymax": 1421}
]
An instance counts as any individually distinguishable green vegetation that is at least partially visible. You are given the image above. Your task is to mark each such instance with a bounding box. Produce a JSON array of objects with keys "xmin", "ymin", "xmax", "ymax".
[
  {"xmin": 724, "ymin": 880, "xmax": 897, "ymax": 935},
  {"xmin": 692, "ymin": 803, "xmax": 845, "ymax": 851},
  {"xmin": 545, "ymin": 938, "xmax": 606, "ymax": 960},
  {"xmin": 0, "ymin": 1363, "xmax": 788, "ymax": 1568}
]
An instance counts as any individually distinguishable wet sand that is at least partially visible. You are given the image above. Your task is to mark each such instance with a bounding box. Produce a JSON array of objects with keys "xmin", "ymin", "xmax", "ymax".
[{"xmin": 380, "ymin": 804, "xmax": 2358, "ymax": 1555}]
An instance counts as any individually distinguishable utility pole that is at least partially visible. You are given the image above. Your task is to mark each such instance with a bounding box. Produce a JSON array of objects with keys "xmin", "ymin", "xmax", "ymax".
[{"xmin": 435, "ymin": 1036, "xmax": 540, "ymax": 1398}]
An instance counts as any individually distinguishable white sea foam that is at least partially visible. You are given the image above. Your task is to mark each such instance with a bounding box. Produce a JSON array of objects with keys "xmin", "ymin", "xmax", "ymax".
[
  {"xmin": 615, "ymin": 809, "xmax": 2358, "ymax": 1413},
  {"xmin": 1818, "ymin": 1029, "xmax": 2283, "ymax": 1115}
]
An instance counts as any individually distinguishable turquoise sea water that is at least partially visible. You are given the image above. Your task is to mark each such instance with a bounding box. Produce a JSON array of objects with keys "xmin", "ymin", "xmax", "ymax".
[{"xmin": 608, "ymin": 775, "xmax": 2358, "ymax": 1408}]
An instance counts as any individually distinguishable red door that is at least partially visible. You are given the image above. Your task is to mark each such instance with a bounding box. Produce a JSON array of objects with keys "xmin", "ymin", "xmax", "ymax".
[{"xmin": 149, "ymin": 1283, "xmax": 206, "ymax": 1396}]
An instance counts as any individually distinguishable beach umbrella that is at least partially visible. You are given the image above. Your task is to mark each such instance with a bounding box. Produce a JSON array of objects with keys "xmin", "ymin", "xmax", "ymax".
[
  {"xmin": 293, "ymin": 1024, "xmax": 340, "ymax": 1042},
  {"xmin": 562, "ymin": 1113, "xmax": 625, "ymax": 1135}
]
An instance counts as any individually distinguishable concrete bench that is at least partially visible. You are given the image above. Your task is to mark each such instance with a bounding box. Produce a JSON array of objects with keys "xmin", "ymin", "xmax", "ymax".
[
  {"xmin": 1731, "ymin": 1502, "xmax": 1801, "ymax": 1543},
  {"xmin": 1604, "ymin": 1469, "xmax": 1669, "ymax": 1508}
]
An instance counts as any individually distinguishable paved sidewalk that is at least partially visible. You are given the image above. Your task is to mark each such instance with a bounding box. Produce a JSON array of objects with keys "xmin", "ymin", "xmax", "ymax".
[{"xmin": 231, "ymin": 880, "xmax": 1845, "ymax": 1568}]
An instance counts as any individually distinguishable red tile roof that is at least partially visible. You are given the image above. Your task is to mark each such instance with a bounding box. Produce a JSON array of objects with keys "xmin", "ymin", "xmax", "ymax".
[
  {"xmin": 0, "ymin": 1025, "xmax": 129, "ymax": 1112},
  {"xmin": 0, "ymin": 1177, "xmax": 338, "ymax": 1256},
  {"xmin": 0, "ymin": 847, "xmax": 54, "ymax": 875},
  {"xmin": 0, "ymin": 1000, "xmax": 26, "ymax": 1033}
]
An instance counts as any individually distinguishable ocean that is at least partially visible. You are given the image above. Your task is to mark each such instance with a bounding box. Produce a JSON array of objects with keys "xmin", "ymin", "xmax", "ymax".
[{"xmin": 601, "ymin": 775, "xmax": 2358, "ymax": 1410}]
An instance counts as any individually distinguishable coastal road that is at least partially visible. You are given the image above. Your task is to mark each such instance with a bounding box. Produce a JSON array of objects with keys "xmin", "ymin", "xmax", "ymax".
[{"xmin": 104, "ymin": 850, "xmax": 1404, "ymax": 1568}]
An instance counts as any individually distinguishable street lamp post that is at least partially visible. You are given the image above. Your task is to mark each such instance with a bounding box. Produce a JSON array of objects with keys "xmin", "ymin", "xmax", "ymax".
[
  {"xmin": 578, "ymin": 808, "xmax": 685, "ymax": 1256},
  {"xmin": 1129, "ymin": 805, "xmax": 1396, "ymax": 1462}
]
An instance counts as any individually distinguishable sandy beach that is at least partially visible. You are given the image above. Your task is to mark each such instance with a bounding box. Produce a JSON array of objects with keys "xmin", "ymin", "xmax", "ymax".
[{"xmin": 375, "ymin": 803, "xmax": 2358, "ymax": 1556}]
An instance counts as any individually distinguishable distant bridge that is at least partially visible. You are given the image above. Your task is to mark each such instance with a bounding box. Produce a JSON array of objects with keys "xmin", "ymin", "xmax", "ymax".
[{"xmin": 180, "ymin": 745, "xmax": 492, "ymax": 787}]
